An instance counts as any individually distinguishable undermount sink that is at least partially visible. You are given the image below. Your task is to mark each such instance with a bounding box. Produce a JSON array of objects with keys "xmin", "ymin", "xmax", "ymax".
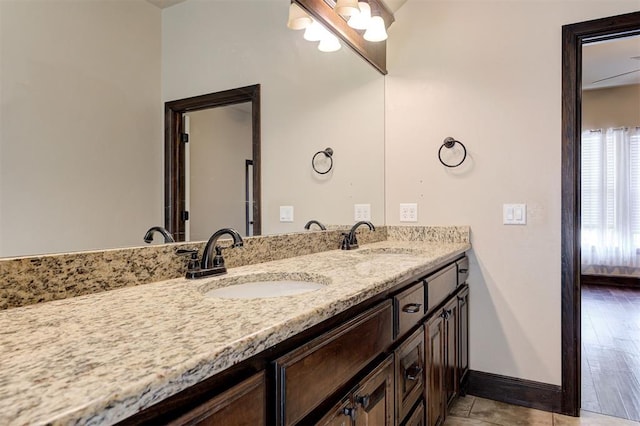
[
  {"xmin": 202, "ymin": 272, "xmax": 329, "ymax": 299},
  {"xmin": 354, "ymin": 247, "xmax": 423, "ymax": 256}
]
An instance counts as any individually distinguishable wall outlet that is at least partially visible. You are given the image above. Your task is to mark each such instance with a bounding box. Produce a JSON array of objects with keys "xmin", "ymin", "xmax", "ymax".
[
  {"xmin": 503, "ymin": 203, "xmax": 526, "ymax": 225},
  {"xmin": 400, "ymin": 203, "xmax": 418, "ymax": 222},
  {"xmin": 279, "ymin": 205, "xmax": 294, "ymax": 222},
  {"xmin": 354, "ymin": 204, "xmax": 371, "ymax": 221}
]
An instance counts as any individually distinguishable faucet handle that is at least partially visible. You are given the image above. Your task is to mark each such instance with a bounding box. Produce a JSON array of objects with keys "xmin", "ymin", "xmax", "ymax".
[
  {"xmin": 212, "ymin": 245, "xmax": 226, "ymax": 268},
  {"xmin": 176, "ymin": 248, "xmax": 200, "ymax": 270}
]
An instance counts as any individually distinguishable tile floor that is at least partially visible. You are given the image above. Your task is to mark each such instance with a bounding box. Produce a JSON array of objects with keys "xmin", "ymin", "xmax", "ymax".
[{"xmin": 445, "ymin": 395, "xmax": 640, "ymax": 425}]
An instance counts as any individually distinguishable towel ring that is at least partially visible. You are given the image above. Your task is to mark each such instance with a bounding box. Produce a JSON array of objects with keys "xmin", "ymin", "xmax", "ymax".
[
  {"xmin": 312, "ymin": 147, "xmax": 334, "ymax": 174},
  {"xmin": 438, "ymin": 137, "xmax": 467, "ymax": 168}
]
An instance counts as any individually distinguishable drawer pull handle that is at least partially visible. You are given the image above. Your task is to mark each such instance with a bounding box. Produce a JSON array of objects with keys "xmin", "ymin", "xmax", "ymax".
[
  {"xmin": 356, "ymin": 394, "xmax": 370, "ymax": 409},
  {"xmin": 459, "ymin": 268, "xmax": 468, "ymax": 274},
  {"xmin": 342, "ymin": 407, "xmax": 357, "ymax": 421},
  {"xmin": 402, "ymin": 303, "xmax": 422, "ymax": 314},
  {"xmin": 405, "ymin": 363, "xmax": 423, "ymax": 381}
]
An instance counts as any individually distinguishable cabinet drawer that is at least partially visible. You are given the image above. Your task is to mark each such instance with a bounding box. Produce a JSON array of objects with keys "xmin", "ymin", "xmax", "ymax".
[
  {"xmin": 426, "ymin": 264, "xmax": 457, "ymax": 312},
  {"xmin": 167, "ymin": 372, "xmax": 265, "ymax": 426},
  {"xmin": 402, "ymin": 400, "xmax": 425, "ymax": 426},
  {"xmin": 394, "ymin": 281, "xmax": 425, "ymax": 339},
  {"xmin": 395, "ymin": 327, "xmax": 425, "ymax": 423},
  {"xmin": 274, "ymin": 301, "xmax": 393, "ymax": 426}
]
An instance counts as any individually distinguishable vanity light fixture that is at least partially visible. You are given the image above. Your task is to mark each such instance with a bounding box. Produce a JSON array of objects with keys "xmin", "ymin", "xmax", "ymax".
[
  {"xmin": 287, "ymin": 2, "xmax": 312, "ymax": 30},
  {"xmin": 303, "ymin": 19, "xmax": 342, "ymax": 52},
  {"xmin": 334, "ymin": 0, "xmax": 360, "ymax": 17},
  {"xmin": 347, "ymin": 2, "xmax": 371, "ymax": 30}
]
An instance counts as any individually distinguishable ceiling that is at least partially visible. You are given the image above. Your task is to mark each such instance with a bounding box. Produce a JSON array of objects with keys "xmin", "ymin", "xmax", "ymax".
[{"xmin": 583, "ymin": 35, "xmax": 640, "ymax": 90}]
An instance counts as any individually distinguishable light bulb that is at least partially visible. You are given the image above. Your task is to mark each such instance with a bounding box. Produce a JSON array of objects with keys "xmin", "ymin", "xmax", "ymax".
[
  {"xmin": 318, "ymin": 33, "xmax": 341, "ymax": 52},
  {"xmin": 304, "ymin": 20, "xmax": 325, "ymax": 41},
  {"xmin": 348, "ymin": 2, "xmax": 371, "ymax": 30},
  {"xmin": 363, "ymin": 15, "xmax": 387, "ymax": 42},
  {"xmin": 287, "ymin": 3, "xmax": 312, "ymax": 30}
]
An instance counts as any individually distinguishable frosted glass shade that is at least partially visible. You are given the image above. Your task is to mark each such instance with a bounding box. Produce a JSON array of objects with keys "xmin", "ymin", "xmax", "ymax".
[
  {"xmin": 335, "ymin": 0, "xmax": 360, "ymax": 17},
  {"xmin": 287, "ymin": 3, "xmax": 312, "ymax": 30},
  {"xmin": 318, "ymin": 34, "xmax": 341, "ymax": 52},
  {"xmin": 304, "ymin": 20, "xmax": 326, "ymax": 41},
  {"xmin": 363, "ymin": 15, "xmax": 387, "ymax": 42},
  {"xmin": 348, "ymin": 2, "xmax": 371, "ymax": 30}
]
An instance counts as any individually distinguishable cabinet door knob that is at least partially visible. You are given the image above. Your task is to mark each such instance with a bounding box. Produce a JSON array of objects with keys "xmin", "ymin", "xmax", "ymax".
[
  {"xmin": 356, "ymin": 394, "xmax": 371, "ymax": 409},
  {"xmin": 405, "ymin": 363, "xmax": 423, "ymax": 381},
  {"xmin": 402, "ymin": 303, "xmax": 422, "ymax": 314},
  {"xmin": 342, "ymin": 406, "xmax": 357, "ymax": 421}
]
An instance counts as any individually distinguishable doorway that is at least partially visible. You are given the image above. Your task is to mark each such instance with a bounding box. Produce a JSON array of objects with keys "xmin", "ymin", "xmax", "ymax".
[
  {"xmin": 164, "ymin": 85, "xmax": 261, "ymax": 242},
  {"xmin": 561, "ymin": 11, "xmax": 640, "ymax": 417}
]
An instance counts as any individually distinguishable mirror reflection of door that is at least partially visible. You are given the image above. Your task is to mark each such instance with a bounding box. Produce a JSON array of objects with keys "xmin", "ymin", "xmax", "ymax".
[{"xmin": 184, "ymin": 102, "xmax": 253, "ymax": 240}]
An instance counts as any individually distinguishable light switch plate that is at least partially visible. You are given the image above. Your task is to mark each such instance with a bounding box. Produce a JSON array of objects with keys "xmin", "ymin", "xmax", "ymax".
[
  {"xmin": 400, "ymin": 203, "xmax": 418, "ymax": 222},
  {"xmin": 503, "ymin": 204, "xmax": 526, "ymax": 225},
  {"xmin": 279, "ymin": 205, "xmax": 294, "ymax": 222},
  {"xmin": 354, "ymin": 204, "xmax": 371, "ymax": 221}
]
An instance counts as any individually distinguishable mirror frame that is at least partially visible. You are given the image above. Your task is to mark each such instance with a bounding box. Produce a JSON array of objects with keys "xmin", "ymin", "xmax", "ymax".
[
  {"xmin": 561, "ymin": 11, "xmax": 640, "ymax": 416},
  {"xmin": 164, "ymin": 84, "xmax": 262, "ymax": 241}
]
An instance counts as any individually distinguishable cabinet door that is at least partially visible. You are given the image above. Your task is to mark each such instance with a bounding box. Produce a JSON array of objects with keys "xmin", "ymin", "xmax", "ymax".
[
  {"xmin": 395, "ymin": 328, "xmax": 424, "ymax": 423},
  {"xmin": 354, "ymin": 355, "xmax": 394, "ymax": 426},
  {"xmin": 424, "ymin": 316, "xmax": 445, "ymax": 426},
  {"xmin": 443, "ymin": 298, "xmax": 458, "ymax": 408},
  {"xmin": 457, "ymin": 286, "xmax": 469, "ymax": 391},
  {"xmin": 167, "ymin": 372, "xmax": 265, "ymax": 426},
  {"xmin": 402, "ymin": 401, "xmax": 425, "ymax": 426}
]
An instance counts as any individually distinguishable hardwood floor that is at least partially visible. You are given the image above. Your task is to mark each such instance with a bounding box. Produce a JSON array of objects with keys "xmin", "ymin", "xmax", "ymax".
[{"xmin": 581, "ymin": 283, "xmax": 640, "ymax": 421}]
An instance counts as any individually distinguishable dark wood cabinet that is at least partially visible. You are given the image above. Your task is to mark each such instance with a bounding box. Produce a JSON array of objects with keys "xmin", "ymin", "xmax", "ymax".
[
  {"xmin": 317, "ymin": 355, "xmax": 394, "ymax": 426},
  {"xmin": 167, "ymin": 372, "xmax": 265, "ymax": 426},
  {"xmin": 457, "ymin": 286, "xmax": 469, "ymax": 392},
  {"xmin": 425, "ymin": 314, "xmax": 445, "ymax": 426},
  {"xmin": 121, "ymin": 256, "xmax": 469, "ymax": 426},
  {"xmin": 274, "ymin": 301, "xmax": 393, "ymax": 426}
]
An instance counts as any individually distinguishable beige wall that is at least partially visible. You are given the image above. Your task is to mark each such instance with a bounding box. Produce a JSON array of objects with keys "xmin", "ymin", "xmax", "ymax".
[
  {"xmin": 386, "ymin": 0, "xmax": 640, "ymax": 386},
  {"xmin": 582, "ymin": 84, "xmax": 640, "ymax": 130},
  {"xmin": 0, "ymin": 0, "xmax": 162, "ymax": 257},
  {"xmin": 162, "ymin": 0, "xmax": 385, "ymax": 236},
  {"xmin": 187, "ymin": 106, "xmax": 252, "ymax": 240}
]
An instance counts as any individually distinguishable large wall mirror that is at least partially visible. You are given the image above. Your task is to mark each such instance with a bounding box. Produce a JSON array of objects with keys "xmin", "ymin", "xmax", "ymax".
[{"xmin": 0, "ymin": 0, "xmax": 385, "ymax": 258}]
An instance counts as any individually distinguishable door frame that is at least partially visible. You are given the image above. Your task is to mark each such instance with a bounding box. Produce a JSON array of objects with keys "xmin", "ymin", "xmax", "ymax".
[
  {"xmin": 560, "ymin": 11, "xmax": 640, "ymax": 416},
  {"xmin": 164, "ymin": 84, "xmax": 261, "ymax": 241}
]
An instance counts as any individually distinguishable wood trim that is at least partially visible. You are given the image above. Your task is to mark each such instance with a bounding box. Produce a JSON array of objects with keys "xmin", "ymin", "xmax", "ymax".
[
  {"xmin": 468, "ymin": 370, "xmax": 561, "ymax": 413},
  {"xmin": 164, "ymin": 84, "xmax": 261, "ymax": 240},
  {"xmin": 294, "ymin": 0, "xmax": 393, "ymax": 75},
  {"xmin": 581, "ymin": 274, "xmax": 640, "ymax": 288},
  {"xmin": 561, "ymin": 11, "xmax": 640, "ymax": 417}
]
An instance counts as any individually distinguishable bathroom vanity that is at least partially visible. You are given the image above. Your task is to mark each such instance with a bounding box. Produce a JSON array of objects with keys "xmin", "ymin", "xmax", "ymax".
[{"xmin": 0, "ymin": 236, "xmax": 470, "ymax": 426}]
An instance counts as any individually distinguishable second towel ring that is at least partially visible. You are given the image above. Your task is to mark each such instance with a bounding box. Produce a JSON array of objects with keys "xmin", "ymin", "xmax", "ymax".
[
  {"xmin": 312, "ymin": 147, "xmax": 334, "ymax": 174},
  {"xmin": 438, "ymin": 137, "xmax": 467, "ymax": 168}
]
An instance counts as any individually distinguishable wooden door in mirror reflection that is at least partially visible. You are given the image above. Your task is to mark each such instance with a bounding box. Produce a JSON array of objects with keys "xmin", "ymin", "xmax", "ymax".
[{"xmin": 165, "ymin": 85, "xmax": 261, "ymax": 241}]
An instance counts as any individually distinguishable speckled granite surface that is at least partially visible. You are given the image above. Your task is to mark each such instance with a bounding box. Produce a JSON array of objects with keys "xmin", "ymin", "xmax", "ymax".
[
  {"xmin": 0, "ymin": 228, "xmax": 385, "ymax": 310},
  {"xmin": 0, "ymin": 238, "xmax": 469, "ymax": 425},
  {"xmin": 387, "ymin": 225, "xmax": 470, "ymax": 243}
]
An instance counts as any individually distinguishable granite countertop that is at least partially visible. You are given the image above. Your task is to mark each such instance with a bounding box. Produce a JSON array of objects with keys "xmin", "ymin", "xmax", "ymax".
[{"xmin": 0, "ymin": 240, "xmax": 469, "ymax": 425}]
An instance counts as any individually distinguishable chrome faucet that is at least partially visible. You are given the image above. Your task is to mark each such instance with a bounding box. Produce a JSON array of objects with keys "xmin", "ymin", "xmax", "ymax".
[
  {"xmin": 143, "ymin": 226, "xmax": 175, "ymax": 244},
  {"xmin": 304, "ymin": 220, "xmax": 327, "ymax": 231},
  {"xmin": 185, "ymin": 228, "xmax": 244, "ymax": 279},
  {"xmin": 341, "ymin": 221, "xmax": 375, "ymax": 250}
]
